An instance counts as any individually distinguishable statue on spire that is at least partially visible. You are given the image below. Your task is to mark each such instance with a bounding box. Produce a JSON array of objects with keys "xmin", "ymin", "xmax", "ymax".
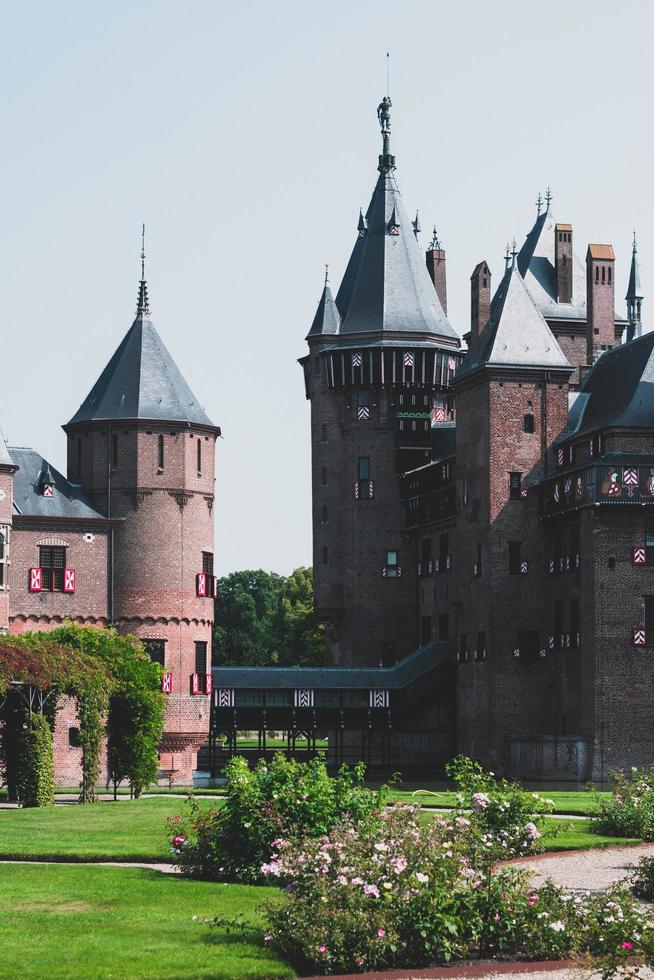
[
  {"xmin": 377, "ymin": 96, "xmax": 392, "ymax": 134},
  {"xmin": 377, "ymin": 96, "xmax": 395, "ymax": 172}
]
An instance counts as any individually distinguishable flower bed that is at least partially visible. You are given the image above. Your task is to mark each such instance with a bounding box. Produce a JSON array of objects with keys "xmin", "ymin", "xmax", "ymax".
[{"xmin": 591, "ymin": 767, "xmax": 654, "ymax": 840}]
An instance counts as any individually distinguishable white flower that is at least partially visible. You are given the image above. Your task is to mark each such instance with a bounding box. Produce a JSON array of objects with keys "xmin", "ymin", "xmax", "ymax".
[
  {"xmin": 415, "ymin": 872, "xmax": 429, "ymax": 884},
  {"xmin": 549, "ymin": 920, "xmax": 565, "ymax": 932}
]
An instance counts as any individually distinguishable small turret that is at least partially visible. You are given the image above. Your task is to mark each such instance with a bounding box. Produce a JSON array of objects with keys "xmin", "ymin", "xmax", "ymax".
[
  {"xmin": 426, "ymin": 227, "xmax": 448, "ymax": 316},
  {"xmin": 626, "ymin": 231, "xmax": 644, "ymax": 342}
]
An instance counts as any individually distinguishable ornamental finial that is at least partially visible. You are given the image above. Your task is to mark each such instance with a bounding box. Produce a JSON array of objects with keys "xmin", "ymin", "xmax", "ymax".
[
  {"xmin": 136, "ymin": 223, "xmax": 150, "ymax": 316},
  {"xmin": 536, "ymin": 191, "xmax": 543, "ymax": 215},
  {"xmin": 429, "ymin": 226, "xmax": 441, "ymax": 250},
  {"xmin": 545, "ymin": 186, "xmax": 552, "ymax": 209}
]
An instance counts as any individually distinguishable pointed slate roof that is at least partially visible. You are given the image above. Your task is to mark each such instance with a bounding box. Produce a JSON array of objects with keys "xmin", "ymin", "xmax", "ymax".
[
  {"xmin": 0, "ymin": 427, "xmax": 15, "ymax": 469},
  {"xmin": 517, "ymin": 206, "xmax": 587, "ymax": 321},
  {"xmin": 627, "ymin": 235, "xmax": 643, "ymax": 300},
  {"xmin": 475, "ymin": 260, "xmax": 570, "ymax": 369},
  {"xmin": 10, "ymin": 449, "xmax": 104, "ymax": 519},
  {"xmin": 334, "ymin": 101, "xmax": 457, "ymax": 341},
  {"xmin": 67, "ymin": 284, "xmax": 215, "ymax": 429},
  {"xmin": 566, "ymin": 331, "xmax": 654, "ymax": 436},
  {"xmin": 306, "ymin": 279, "xmax": 340, "ymax": 339}
]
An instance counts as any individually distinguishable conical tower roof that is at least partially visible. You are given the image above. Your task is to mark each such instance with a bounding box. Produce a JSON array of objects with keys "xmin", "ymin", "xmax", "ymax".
[
  {"xmin": 335, "ymin": 99, "xmax": 457, "ymax": 341},
  {"xmin": 306, "ymin": 271, "xmax": 341, "ymax": 339},
  {"xmin": 627, "ymin": 233, "xmax": 643, "ymax": 301},
  {"xmin": 67, "ymin": 249, "xmax": 215, "ymax": 429},
  {"xmin": 477, "ymin": 256, "xmax": 570, "ymax": 369},
  {"xmin": 0, "ymin": 427, "xmax": 15, "ymax": 469}
]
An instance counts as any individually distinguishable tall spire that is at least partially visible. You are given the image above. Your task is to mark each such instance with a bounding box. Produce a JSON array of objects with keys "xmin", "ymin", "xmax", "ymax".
[
  {"xmin": 626, "ymin": 229, "xmax": 644, "ymax": 341},
  {"xmin": 377, "ymin": 96, "xmax": 395, "ymax": 172},
  {"xmin": 136, "ymin": 223, "xmax": 150, "ymax": 316}
]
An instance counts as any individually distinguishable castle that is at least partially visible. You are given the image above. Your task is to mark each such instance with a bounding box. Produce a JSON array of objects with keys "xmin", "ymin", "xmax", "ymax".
[
  {"xmin": 300, "ymin": 96, "xmax": 652, "ymax": 783},
  {"xmin": 0, "ymin": 245, "xmax": 219, "ymax": 785}
]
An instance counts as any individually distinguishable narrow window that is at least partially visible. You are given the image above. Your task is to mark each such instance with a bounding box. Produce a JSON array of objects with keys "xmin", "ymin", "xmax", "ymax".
[
  {"xmin": 39, "ymin": 545, "xmax": 66, "ymax": 592},
  {"xmin": 438, "ymin": 613, "xmax": 449, "ymax": 639},
  {"xmin": 421, "ymin": 616, "xmax": 432, "ymax": 645},
  {"xmin": 321, "ymin": 467, "xmax": 327, "ymax": 486},
  {"xmin": 357, "ymin": 457, "xmax": 371, "ymax": 499},
  {"xmin": 475, "ymin": 542, "xmax": 482, "ymax": 577},
  {"xmin": 385, "ymin": 550, "xmax": 399, "ymax": 577},
  {"xmin": 439, "ymin": 533, "xmax": 449, "ymax": 563},
  {"xmin": 462, "ymin": 479, "xmax": 469, "ymax": 505},
  {"xmin": 608, "ymin": 266, "xmax": 612, "ymax": 285},
  {"xmin": 68, "ymin": 728, "xmax": 81, "ymax": 748},
  {"xmin": 357, "ymin": 390, "xmax": 370, "ymax": 419},
  {"xmin": 602, "ymin": 266, "xmax": 606, "ymax": 284},
  {"xmin": 595, "ymin": 266, "xmax": 599, "ymax": 284},
  {"xmin": 458, "ymin": 633, "xmax": 468, "ymax": 663},
  {"xmin": 508, "ymin": 541, "xmax": 522, "ymax": 575},
  {"xmin": 112, "ymin": 433, "xmax": 118, "ymax": 469},
  {"xmin": 321, "ymin": 424, "xmax": 327, "ymax": 442},
  {"xmin": 194, "ymin": 641, "xmax": 208, "ymax": 674},
  {"xmin": 196, "ymin": 437, "xmax": 202, "ymax": 475},
  {"xmin": 509, "ymin": 472, "xmax": 522, "ymax": 499},
  {"xmin": 523, "ymin": 414, "xmax": 535, "ymax": 434},
  {"xmin": 202, "ymin": 551, "xmax": 214, "ymax": 577},
  {"xmin": 476, "ymin": 631, "xmax": 486, "ymax": 661},
  {"xmin": 0, "ymin": 526, "xmax": 8, "ymax": 590},
  {"xmin": 143, "ymin": 639, "xmax": 166, "ymax": 667},
  {"xmin": 321, "ymin": 504, "xmax": 327, "ymax": 523},
  {"xmin": 158, "ymin": 434, "xmax": 165, "ymax": 470}
]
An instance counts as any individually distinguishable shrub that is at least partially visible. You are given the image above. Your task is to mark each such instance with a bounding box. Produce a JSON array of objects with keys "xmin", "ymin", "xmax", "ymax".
[
  {"xmin": 258, "ymin": 805, "xmax": 650, "ymax": 976},
  {"xmin": 173, "ymin": 754, "xmax": 385, "ymax": 881},
  {"xmin": 444, "ymin": 755, "xmax": 554, "ymax": 857},
  {"xmin": 630, "ymin": 855, "xmax": 654, "ymax": 900},
  {"xmin": 590, "ymin": 768, "xmax": 654, "ymax": 840},
  {"xmin": 18, "ymin": 713, "xmax": 55, "ymax": 807}
]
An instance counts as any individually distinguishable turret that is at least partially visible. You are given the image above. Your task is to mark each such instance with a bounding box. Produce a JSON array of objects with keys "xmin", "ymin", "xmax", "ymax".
[
  {"xmin": 426, "ymin": 227, "xmax": 447, "ymax": 315},
  {"xmin": 586, "ymin": 244, "xmax": 616, "ymax": 362},
  {"xmin": 626, "ymin": 231, "xmax": 644, "ymax": 342},
  {"xmin": 468, "ymin": 261, "xmax": 491, "ymax": 362}
]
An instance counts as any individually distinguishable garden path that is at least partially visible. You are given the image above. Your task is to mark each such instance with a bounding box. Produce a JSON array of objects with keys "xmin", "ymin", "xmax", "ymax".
[{"xmin": 511, "ymin": 842, "xmax": 654, "ymax": 892}]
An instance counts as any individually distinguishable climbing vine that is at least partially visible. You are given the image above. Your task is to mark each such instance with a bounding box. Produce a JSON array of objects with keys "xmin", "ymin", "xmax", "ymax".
[{"xmin": 18, "ymin": 712, "xmax": 55, "ymax": 807}]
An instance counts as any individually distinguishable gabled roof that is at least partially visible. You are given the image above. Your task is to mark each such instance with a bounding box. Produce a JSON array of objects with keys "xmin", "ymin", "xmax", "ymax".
[
  {"xmin": 474, "ymin": 261, "xmax": 570, "ymax": 369},
  {"xmin": 566, "ymin": 331, "xmax": 654, "ymax": 435},
  {"xmin": 517, "ymin": 207, "xmax": 588, "ymax": 321},
  {"xmin": 9, "ymin": 449, "xmax": 105, "ymax": 520},
  {"xmin": 337, "ymin": 169, "xmax": 457, "ymax": 339},
  {"xmin": 67, "ymin": 310, "xmax": 215, "ymax": 429},
  {"xmin": 306, "ymin": 281, "xmax": 340, "ymax": 339},
  {"xmin": 0, "ymin": 428, "xmax": 15, "ymax": 469}
]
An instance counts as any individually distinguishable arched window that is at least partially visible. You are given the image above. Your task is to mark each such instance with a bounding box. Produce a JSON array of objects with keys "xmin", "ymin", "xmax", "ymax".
[
  {"xmin": 595, "ymin": 266, "xmax": 599, "ymax": 284},
  {"xmin": 158, "ymin": 434, "xmax": 165, "ymax": 470}
]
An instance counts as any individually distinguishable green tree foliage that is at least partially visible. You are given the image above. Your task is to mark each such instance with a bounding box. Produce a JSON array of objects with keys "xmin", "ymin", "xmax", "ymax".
[
  {"xmin": 213, "ymin": 567, "xmax": 326, "ymax": 667},
  {"xmin": 17, "ymin": 713, "xmax": 55, "ymax": 807}
]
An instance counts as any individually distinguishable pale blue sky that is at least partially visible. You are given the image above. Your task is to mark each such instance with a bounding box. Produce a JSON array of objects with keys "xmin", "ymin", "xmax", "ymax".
[{"xmin": 0, "ymin": 0, "xmax": 650, "ymax": 574}]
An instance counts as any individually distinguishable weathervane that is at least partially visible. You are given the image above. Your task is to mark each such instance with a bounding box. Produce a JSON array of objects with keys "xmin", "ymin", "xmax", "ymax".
[{"xmin": 324, "ymin": 263, "xmax": 329, "ymax": 286}]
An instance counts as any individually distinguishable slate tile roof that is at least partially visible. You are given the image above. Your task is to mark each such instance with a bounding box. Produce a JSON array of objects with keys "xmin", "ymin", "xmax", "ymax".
[
  {"xmin": 9, "ymin": 448, "xmax": 105, "ymax": 520},
  {"xmin": 517, "ymin": 207, "xmax": 588, "ymax": 322},
  {"xmin": 67, "ymin": 312, "xmax": 215, "ymax": 428},
  {"xmin": 306, "ymin": 282, "xmax": 340, "ymax": 338},
  {"xmin": 0, "ymin": 428, "xmax": 15, "ymax": 468}
]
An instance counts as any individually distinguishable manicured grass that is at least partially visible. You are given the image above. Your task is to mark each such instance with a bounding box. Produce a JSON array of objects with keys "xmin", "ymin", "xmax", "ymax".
[
  {"xmin": 0, "ymin": 797, "xmax": 216, "ymax": 861},
  {"xmin": 0, "ymin": 863, "xmax": 292, "ymax": 979},
  {"xmin": 541, "ymin": 817, "xmax": 641, "ymax": 852},
  {"xmin": 389, "ymin": 788, "xmax": 610, "ymax": 816}
]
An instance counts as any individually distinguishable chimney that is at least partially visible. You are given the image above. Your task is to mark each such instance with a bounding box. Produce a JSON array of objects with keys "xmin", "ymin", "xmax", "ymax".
[
  {"xmin": 586, "ymin": 244, "xmax": 615, "ymax": 363},
  {"xmin": 555, "ymin": 223, "xmax": 573, "ymax": 303},
  {"xmin": 425, "ymin": 228, "xmax": 447, "ymax": 315},
  {"xmin": 469, "ymin": 261, "xmax": 492, "ymax": 361}
]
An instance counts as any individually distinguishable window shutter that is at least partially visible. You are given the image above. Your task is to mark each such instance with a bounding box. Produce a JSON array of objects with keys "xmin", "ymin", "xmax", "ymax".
[
  {"xmin": 29, "ymin": 567, "xmax": 42, "ymax": 592},
  {"xmin": 161, "ymin": 671, "xmax": 173, "ymax": 694},
  {"xmin": 196, "ymin": 573, "xmax": 207, "ymax": 597},
  {"xmin": 191, "ymin": 672, "xmax": 200, "ymax": 695},
  {"xmin": 205, "ymin": 673, "xmax": 213, "ymax": 697},
  {"xmin": 64, "ymin": 569, "xmax": 76, "ymax": 593}
]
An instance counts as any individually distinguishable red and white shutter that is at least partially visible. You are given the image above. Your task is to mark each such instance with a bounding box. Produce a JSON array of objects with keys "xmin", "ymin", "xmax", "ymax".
[
  {"xmin": 64, "ymin": 569, "xmax": 76, "ymax": 593},
  {"xmin": 632, "ymin": 547, "xmax": 647, "ymax": 566},
  {"xmin": 204, "ymin": 673, "xmax": 213, "ymax": 697},
  {"xmin": 196, "ymin": 573, "xmax": 207, "ymax": 597},
  {"xmin": 161, "ymin": 672, "xmax": 173, "ymax": 694},
  {"xmin": 29, "ymin": 567, "xmax": 42, "ymax": 592},
  {"xmin": 633, "ymin": 628, "xmax": 647, "ymax": 647},
  {"xmin": 191, "ymin": 673, "xmax": 200, "ymax": 695}
]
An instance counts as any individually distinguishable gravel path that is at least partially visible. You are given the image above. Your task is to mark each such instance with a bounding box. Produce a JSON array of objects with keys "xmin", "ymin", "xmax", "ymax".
[
  {"xmin": 510, "ymin": 842, "xmax": 654, "ymax": 892},
  {"xmin": 0, "ymin": 858, "xmax": 180, "ymax": 873}
]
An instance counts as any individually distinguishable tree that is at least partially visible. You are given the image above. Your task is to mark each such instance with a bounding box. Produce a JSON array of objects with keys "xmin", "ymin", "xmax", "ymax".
[{"xmin": 213, "ymin": 567, "xmax": 326, "ymax": 667}]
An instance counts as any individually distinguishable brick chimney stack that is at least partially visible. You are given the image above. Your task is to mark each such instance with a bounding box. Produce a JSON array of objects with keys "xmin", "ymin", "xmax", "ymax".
[
  {"xmin": 468, "ymin": 261, "xmax": 491, "ymax": 362},
  {"xmin": 555, "ymin": 223, "xmax": 573, "ymax": 303},
  {"xmin": 586, "ymin": 244, "xmax": 615, "ymax": 363},
  {"xmin": 425, "ymin": 227, "xmax": 447, "ymax": 315}
]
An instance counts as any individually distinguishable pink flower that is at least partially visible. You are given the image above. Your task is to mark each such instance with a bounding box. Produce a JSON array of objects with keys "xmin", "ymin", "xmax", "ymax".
[
  {"xmin": 363, "ymin": 884, "xmax": 380, "ymax": 897},
  {"xmin": 493, "ymin": 913, "xmax": 500, "ymax": 922},
  {"xmin": 472, "ymin": 792, "xmax": 490, "ymax": 809},
  {"xmin": 455, "ymin": 816, "xmax": 471, "ymax": 828},
  {"xmin": 391, "ymin": 856, "xmax": 407, "ymax": 873},
  {"xmin": 621, "ymin": 942, "xmax": 634, "ymax": 950},
  {"xmin": 171, "ymin": 834, "xmax": 187, "ymax": 848},
  {"xmin": 377, "ymin": 928, "xmax": 386, "ymax": 938},
  {"xmin": 319, "ymin": 945, "xmax": 327, "ymax": 954}
]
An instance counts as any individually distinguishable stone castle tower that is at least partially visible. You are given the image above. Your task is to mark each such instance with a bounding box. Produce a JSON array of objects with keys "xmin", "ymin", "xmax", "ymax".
[
  {"xmin": 64, "ymin": 244, "xmax": 220, "ymax": 780},
  {"xmin": 301, "ymin": 99, "xmax": 461, "ymax": 669}
]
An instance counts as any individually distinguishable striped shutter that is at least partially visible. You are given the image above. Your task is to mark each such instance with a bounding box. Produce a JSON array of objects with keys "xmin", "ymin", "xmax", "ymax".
[
  {"xmin": 64, "ymin": 569, "xmax": 76, "ymax": 593},
  {"xmin": 29, "ymin": 567, "xmax": 42, "ymax": 592}
]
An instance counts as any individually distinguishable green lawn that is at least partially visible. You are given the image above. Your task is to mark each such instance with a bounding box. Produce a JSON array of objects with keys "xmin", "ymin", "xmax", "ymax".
[
  {"xmin": 389, "ymin": 788, "xmax": 610, "ymax": 816},
  {"xmin": 0, "ymin": 797, "xmax": 214, "ymax": 861},
  {"xmin": 0, "ymin": 863, "xmax": 292, "ymax": 979}
]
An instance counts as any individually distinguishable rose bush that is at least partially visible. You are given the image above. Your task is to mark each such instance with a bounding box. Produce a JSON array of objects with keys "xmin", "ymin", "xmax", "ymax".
[
  {"xmin": 256, "ymin": 804, "xmax": 650, "ymax": 976},
  {"xmin": 172, "ymin": 754, "xmax": 386, "ymax": 881},
  {"xmin": 444, "ymin": 755, "xmax": 554, "ymax": 857},
  {"xmin": 590, "ymin": 767, "xmax": 654, "ymax": 840}
]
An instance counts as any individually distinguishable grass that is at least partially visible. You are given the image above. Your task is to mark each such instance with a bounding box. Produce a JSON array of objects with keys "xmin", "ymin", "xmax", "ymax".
[
  {"xmin": 0, "ymin": 797, "xmax": 215, "ymax": 862},
  {"xmin": 0, "ymin": 863, "xmax": 292, "ymax": 979},
  {"xmin": 388, "ymin": 788, "xmax": 611, "ymax": 816}
]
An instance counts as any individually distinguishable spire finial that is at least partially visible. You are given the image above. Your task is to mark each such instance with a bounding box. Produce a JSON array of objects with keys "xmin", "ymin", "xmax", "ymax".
[
  {"xmin": 324, "ymin": 263, "xmax": 329, "ymax": 286},
  {"xmin": 511, "ymin": 238, "xmax": 518, "ymax": 268},
  {"xmin": 536, "ymin": 192, "xmax": 543, "ymax": 215},
  {"xmin": 429, "ymin": 226, "xmax": 441, "ymax": 250},
  {"xmin": 377, "ymin": 94, "xmax": 395, "ymax": 172},
  {"xmin": 545, "ymin": 186, "xmax": 552, "ymax": 210},
  {"xmin": 504, "ymin": 242, "xmax": 512, "ymax": 271},
  {"xmin": 633, "ymin": 227, "xmax": 638, "ymax": 251},
  {"xmin": 136, "ymin": 223, "xmax": 150, "ymax": 316}
]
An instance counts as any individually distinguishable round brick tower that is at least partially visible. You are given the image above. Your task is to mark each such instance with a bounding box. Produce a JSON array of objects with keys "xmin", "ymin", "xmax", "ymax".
[{"xmin": 64, "ymin": 242, "xmax": 220, "ymax": 782}]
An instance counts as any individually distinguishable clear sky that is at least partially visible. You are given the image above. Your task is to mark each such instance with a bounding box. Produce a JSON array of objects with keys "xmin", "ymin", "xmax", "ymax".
[{"xmin": 0, "ymin": 0, "xmax": 650, "ymax": 575}]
